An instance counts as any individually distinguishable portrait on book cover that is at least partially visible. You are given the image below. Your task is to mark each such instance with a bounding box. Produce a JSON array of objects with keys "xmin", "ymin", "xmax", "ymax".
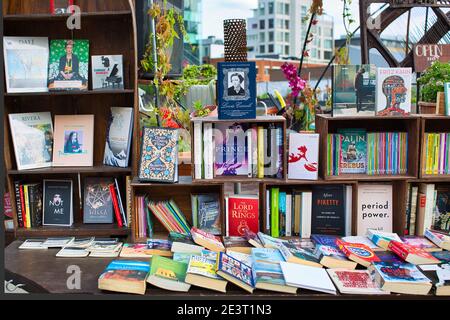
[{"xmin": 64, "ymin": 130, "xmax": 84, "ymax": 154}]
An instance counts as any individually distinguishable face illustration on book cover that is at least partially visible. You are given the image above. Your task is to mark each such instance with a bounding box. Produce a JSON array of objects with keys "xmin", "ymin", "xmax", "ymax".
[
  {"xmin": 214, "ymin": 123, "xmax": 248, "ymax": 176},
  {"xmin": 376, "ymin": 68, "xmax": 412, "ymax": 116},
  {"xmin": 43, "ymin": 180, "xmax": 72, "ymax": 226},
  {"xmin": 64, "ymin": 130, "xmax": 84, "ymax": 154}
]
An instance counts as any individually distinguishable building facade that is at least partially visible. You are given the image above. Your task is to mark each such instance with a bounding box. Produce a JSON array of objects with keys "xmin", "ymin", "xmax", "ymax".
[{"xmin": 184, "ymin": 0, "xmax": 203, "ymax": 65}]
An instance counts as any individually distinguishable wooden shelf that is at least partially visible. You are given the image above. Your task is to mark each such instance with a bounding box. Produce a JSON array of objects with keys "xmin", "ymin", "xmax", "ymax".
[
  {"xmin": 324, "ymin": 174, "xmax": 416, "ymax": 182},
  {"xmin": 3, "ymin": 11, "xmax": 132, "ymax": 21},
  {"xmin": 8, "ymin": 165, "xmax": 132, "ymax": 176},
  {"xmin": 16, "ymin": 224, "xmax": 130, "ymax": 238}
]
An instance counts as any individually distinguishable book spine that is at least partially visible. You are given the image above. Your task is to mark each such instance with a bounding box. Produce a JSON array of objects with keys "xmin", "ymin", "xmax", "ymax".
[
  {"xmin": 191, "ymin": 195, "xmax": 198, "ymax": 228},
  {"xmin": 19, "ymin": 185, "xmax": 27, "ymax": 229},
  {"xmin": 409, "ymin": 187, "xmax": 418, "ymax": 236},
  {"xmin": 416, "ymin": 193, "xmax": 427, "ymax": 236},
  {"xmin": 109, "ymin": 184, "xmax": 123, "ymax": 228},
  {"xmin": 194, "ymin": 122, "xmax": 203, "ymax": 179},
  {"xmin": 405, "ymin": 183, "xmax": 412, "ymax": 235},
  {"xmin": 28, "ymin": 185, "xmax": 36, "ymax": 228},
  {"xmin": 14, "ymin": 182, "xmax": 23, "ymax": 228},
  {"xmin": 252, "ymin": 125, "xmax": 258, "ymax": 178},
  {"xmin": 286, "ymin": 194, "xmax": 292, "ymax": 237},
  {"xmin": 126, "ymin": 176, "xmax": 132, "ymax": 227},
  {"xmin": 301, "ymin": 192, "xmax": 312, "ymax": 239},
  {"xmin": 225, "ymin": 197, "xmax": 229, "ymax": 237},
  {"xmin": 23, "ymin": 185, "xmax": 31, "ymax": 229},
  {"xmin": 144, "ymin": 197, "xmax": 153, "ymax": 238},
  {"xmin": 270, "ymin": 188, "xmax": 279, "ymax": 238},
  {"xmin": 266, "ymin": 190, "xmax": 270, "ymax": 233},
  {"xmin": 257, "ymin": 126, "xmax": 264, "ymax": 179},
  {"xmin": 115, "ymin": 179, "xmax": 127, "ymax": 227},
  {"xmin": 388, "ymin": 241, "xmax": 408, "ymax": 261},
  {"xmin": 204, "ymin": 123, "xmax": 214, "ymax": 180},
  {"xmin": 276, "ymin": 126, "xmax": 283, "ymax": 179},
  {"xmin": 247, "ymin": 129, "xmax": 253, "ymax": 178}
]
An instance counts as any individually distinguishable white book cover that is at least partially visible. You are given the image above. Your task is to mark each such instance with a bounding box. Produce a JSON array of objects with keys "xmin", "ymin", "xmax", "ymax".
[
  {"xmin": 280, "ymin": 262, "xmax": 337, "ymax": 295},
  {"xmin": 9, "ymin": 112, "xmax": 54, "ymax": 170},
  {"xmin": 91, "ymin": 55, "xmax": 124, "ymax": 90},
  {"xmin": 341, "ymin": 236, "xmax": 380, "ymax": 251},
  {"xmin": 194, "ymin": 122, "xmax": 203, "ymax": 179},
  {"xmin": 204, "ymin": 123, "xmax": 214, "ymax": 179},
  {"xmin": 357, "ymin": 184, "xmax": 393, "ymax": 236},
  {"xmin": 288, "ymin": 133, "xmax": 319, "ymax": 180},
  {"xmin": 375, "ymin": 68, "xmax": 412, "ymax": 116},
  {"xmin": 420, "ymin": 184, "xmax": 435, "ymax": 232},
  {"xmin": 3, "ymin": 37, "xmax": 49, "ymax": 93},
  {"xmin": 301, "ymin": 192, "xmax": 312, "ymax": 238},
  {"xmin": 103, "ymin": 107, "xmax": 133, "ymax": 168}
]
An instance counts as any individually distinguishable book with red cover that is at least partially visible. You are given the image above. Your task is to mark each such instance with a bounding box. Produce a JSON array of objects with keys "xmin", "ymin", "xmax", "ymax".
[
  {"xmin": 109, "ymin": 184, "xmax": 123, "ymax": 228},
  {"xmin": 226, "ymin": 195, "xmax": 259, "ymax": 237},
  {"xmin": 19, "ymin": 185, "xmax": 27, "ymax": 228},
  {"xmin": 388, "ymin": 240, "xmax": 441, "ymax": 265},
  {"xmin": 336, "ymin": 239, "xmax": 380, "ymax": 267}
]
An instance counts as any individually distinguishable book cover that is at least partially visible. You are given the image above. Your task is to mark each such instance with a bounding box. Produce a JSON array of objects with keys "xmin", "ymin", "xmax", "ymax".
[
  {"xmin": 372, "ymin": 262, "xmax": 431, "ymax": 284},
  {"xmin": 327, "ymin": 269, "xmax": 388, "ymax": 295},
  {"xmin": 9, "ymin": 112, "xmax": 54, "ymax": 171},
  {"xmin": 288, "ymin": 133, "xmax": 319, "ymax": 180},
  {"xmin": 216, "ymin": 252, "xmax": 254, "ymax": 291},
  {"xmin": 311, "ymin": 185, "xmax": 347, "ymax": 236},
  {"xmin": 367, "ymin": 229, "xmax": 402, "ymax": 249},
  {"xmin": 214, "ymin": 123, "xmax": 249, "ymax": 176},
  {"xmin": 227, "ymin": 195, "xmax": 259, "ymax": 237},
  {"xmin": 187, "ymin": 255, "xmax": 221, "ymax": 280},
  {"xmin": 419, "ymin": 264, "xmax": 450, "ymax": 296},
  {"xmin": 400, "ymin": 236, "xmax": 441, "ymax": 252},
  {"xmin": 48, "ymin": 39, "xmax": 89, "ymax": 91},
  {"xmin": 338, "ymin": 129, "xmax": 367, "ymax": 174},
  {"xmin": 278, "ymin": 242, "xmax": 322, "ymax": 267},
  {"xmin": 91, "ymin": 55, "xmax": 124, "ymax": 90},
  {"xmin": 252, "ymin": 248, "xmax": 294, "ymax": 291},
  {"xmin": 104, "ymin": 107, "xmax": 134, "ymax": 168},
  {"xmin": 43, "ymin": 180, "xmax": 73, "ymax": 226},
  {"xmin": 148, "ymin": 255, "xmax": 189, "ymax": 283},
  {"xmin": 332, "ymin": 64, "xmax": 376, "ymax": 116},
  {"xmin": 52, "ymin": 115, "xmax": 94, "ymax": 167},
  {"xmin": 98, "ymin": 260, "xmax": 150, "ymax": 295},
  {"xmin": 375, "ymin": 68, "xmax": 412, "ymax": 116},
  {"xmin": 376, "ymin": 251, "xmax": 405, "ymax": 264},
  {"xmin": 28, "ymin": 184, "xmax": 43, "ymax": 227},
  {"xmin": 388, "ymin": 240, "xmax": 441, "ymax": 265},
  {"xmin": 336, "ymin": 239, "xmax": 381, "ymax": 266},
  {"xmin": 3, "ymin": 37, "xmax": 49, "ymax": 93},
  {"xmin": 195, "ymin": 194, "xmax": 221, "ymax": 235},
  {"xmin": 425, "ymin": 229, "xmax": 450, "ymax": 251},
  {"xmin": 217, "ymin": 62, "xmax": 257, "ymax": 120},
  {"xmin": 311, "ymin": 234, "xmax": 341, "ymax": 248},
  {"xmin": 357, "ymin": 184, "xmax": 393, "ymax": 236},
  {"xmin": 434, "ymin": 187, "xmax": 450, "ymax": 232},
  {"xmin": 191, "ymin": 227, "xmax": 225, "ymax": 252},
  {"xmin": 83, "ymin": 177, "xmax": 114, "ymax": 224},
  {"xmin": 138, "ymin": 127, "xmax": 178, "ymax": 183},
  {"xmin": 432, "ymin": 251, "xmax": 450, "ymax": 264},
  {"xmin": 341, "ymin": 236, "xmax": 381, "ymax": 251}
]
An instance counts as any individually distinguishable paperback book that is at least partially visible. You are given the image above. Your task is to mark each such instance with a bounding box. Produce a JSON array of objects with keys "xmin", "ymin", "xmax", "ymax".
[
  {"xmin": 147, "ymin": 255, "xmax": 190, "ymax": 292},
  {"xmin": 214, "ymin": 123, "xmax": 249, "ymax": 176},
  {"xmin": 43, "ymin": 180, "xmax": 73, "ymax": 227},
  {"xmin": 226, "ymin": 195, "xmax": 259, "ymax": 237},
  {"xmin": 216, "ymin": 252, "xmax": 255, "ymax": 293},
  {"xmin": 375, "ymin": 68, "xmax": 412, "ymax": 116},
  {"xmin": 288, "ymin": 133, "xmax": 319, "ymax": 180},
  {"xmin": 104, "ymin": 107, "xmax": 134, "ymax": 168},
  {"xmin": 91, "ymin": 55, "xmax": 124, "ymax": 90},
  {"xmin": 327, "ymin": 269, "xmax": 389, "ymax": 295},
  {"xmin": 185, "ymin": 255, "xmax": 227, "ymax": 293},
  {"xmin": 83, "ymin": 177, "xmax": 114, "ymax": 224},
  {"xmin": 98, "ymin": 260, "xmax": 150, "ymax": 295}
]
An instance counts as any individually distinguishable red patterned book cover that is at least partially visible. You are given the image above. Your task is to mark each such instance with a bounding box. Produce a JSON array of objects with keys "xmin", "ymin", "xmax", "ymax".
[
  {"xmin": 227, "ymin": 195, "xmax": 259, "ymax": 237},
  {"xmin": 336, "ymin": 239, "xmax": 380, "ymax": 267}
]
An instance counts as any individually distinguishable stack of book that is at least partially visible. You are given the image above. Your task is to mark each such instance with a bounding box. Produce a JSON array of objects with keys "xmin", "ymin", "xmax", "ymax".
[
  {"xmin": 148, "ymin": 200, "xmax": 191, "ymax": 235},
  {"xmin": 422, "ymin": 132, "xmax": 450, "ymax": 175}
]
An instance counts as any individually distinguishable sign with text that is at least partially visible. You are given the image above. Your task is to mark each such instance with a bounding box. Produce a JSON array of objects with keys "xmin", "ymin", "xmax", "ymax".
[{"xmin": 414, "ymin": 44, "xmax": 450, "ymax": 73}]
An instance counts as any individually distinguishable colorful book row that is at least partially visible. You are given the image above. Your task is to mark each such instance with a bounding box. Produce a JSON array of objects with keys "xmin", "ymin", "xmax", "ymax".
[{"xmin": 422, "ymin": 133, "xmax": 450, "ymax": 175}]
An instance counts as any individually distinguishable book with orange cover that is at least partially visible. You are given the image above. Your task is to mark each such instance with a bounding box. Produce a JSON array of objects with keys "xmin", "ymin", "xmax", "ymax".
[{"xmin": 336, "ymin": 239, "xmax": 380, "ymax": 267}]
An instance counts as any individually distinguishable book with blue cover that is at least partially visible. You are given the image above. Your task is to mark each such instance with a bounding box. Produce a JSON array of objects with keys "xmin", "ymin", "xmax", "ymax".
[
  {"xmin": 216, "ymin": 252, "xmax": 254, "ymax": 293},
  {"xmin": 311, "ymin": 234, "xmax": 340, "ymax": 248},
  {"xmin": 338, "ymin": 129, "xmax": 367, "ymax": 174},
  {"xmin": 98, "ymin": 260, "xmax": 150, "ymax": 295},
  {"xmin": 217, "ymin": 62, "xmax": 257, "ymax": 120}
]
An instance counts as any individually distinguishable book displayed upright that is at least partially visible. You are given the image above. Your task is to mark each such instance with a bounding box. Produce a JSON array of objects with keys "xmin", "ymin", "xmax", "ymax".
[
  {"xmin": 91, "ymin": 55, "xmax": 124, "ymax": 90},
  {"xmin": 43, "ymin": 180, "xmax": 73, "ymax": 227},
  {"xmin": 104, "ymin": 107, "xmax": 134, "ymax": 168},
  {"xmin": 311, "ymin": 185, "xmax": 347, "ymax": 236},
  {"xmin": 225, "ymin": 195, "xmax": 259, "ymax": 237},
  {"xmin": 288, "ymin": 133, "xmax": 319, "ymax": 180},
  {"xmin": 375, "ymin": 68, "xmax": 412, "ymax": 116},
  {"xmin": 83, "ymin": 177, "xmax": 114, "ymax": 224}
]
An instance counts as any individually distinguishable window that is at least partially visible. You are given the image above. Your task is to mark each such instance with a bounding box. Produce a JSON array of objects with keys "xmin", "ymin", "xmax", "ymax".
[
  {"xmin": 276, "ymin": 32, "xmax": 283, "ymax": 42},
  {"xmin": 285, "ymin": 46, "xmax": 290, "ymax": 56},
  {"xmin": 301, "ymin": 5, "xmax": 307, "ymax": 17},
  {"xmin": 268, "ymin": 31, "xmax": 274, "ymax": 42},
  {"xmin": 285, "ymin": 20, "xmax": 290, "ymax": 30},
  {"xmin": 252, "ymin": 23, "xmax": 258, "ymax": 29},
  {"xmin": 324, "ymin": 51, "xmax": 333, "ymax": 60},
  {"xmin": 276, "ymin": 3, "xmax": 284, "ymax": 15},
  {"xmin": 260, "ymin": 45, "xmax": 266, "ymax": 54},
  {"xmin": 285, "ymin": 32, "xmax": 290, "ymax": 42},
  {"xmin": 259, "ymin": 2, "xmax": 265, "ymax": 15},
  {"xmin": 260, "ymin": 32, "xmax": 266, "ymax": 43},
  {"xmin": 324, "ymin": 40, "xmax": 333, "ymax": 49},
  {"xmin": 260, "ymin": 20, "xmax": 265, "ymax": 30},
  {"xmin": 269, "ymin": 18, "xmax": 274, "ymax": 29},
  {"xmin": 276, "ymin": 45, "xmax": 284, "ymax": 54},
  {"xmin": 285, "ymin": 4, "xmax": 290, "ymax": 15},
  {"xmin": 277, "ymin": 19, "xmax": 284, "ymax": 29},
  {"xmin": 268, "ymin": 2, "xmax": 274, "ymax": 14},
  {"xmin": 268, "ymin": 44, "xmax": 274, "ymax": 53},
  {"xmin": 323, "ymin": 27, "xmax": 333, "ymax": 37}
]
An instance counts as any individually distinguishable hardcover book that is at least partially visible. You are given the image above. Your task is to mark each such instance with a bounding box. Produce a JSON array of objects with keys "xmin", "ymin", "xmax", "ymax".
[
  {"xmin": 43, "ymin": 180, "xmax": 73, "ymax": 227},
  {"xmin": 336, "ymin": 239, "xmax": 381, "ymax": 267},
  {"xmin": 357, "ymin": 184, "xmax": 393, "ymax": 236},
  {"xmin": 83, "ymin": 177, "xmax": 114, "ymax": 224},
  {"xmin": 9, "ymin": 112, "xmax": 54, "ymax": 171},
  {"xmin": 338, "ymin": 129, "xmax": 367, "ymax": 174},
  {"xmin": 98, "ymin": 260, "xmax": 150, "ymax": 295},
  {"xmin": 147, "ymin": 255, "xmax": 190, "ymax": 292},
  {"xmin": 217, "ymin": 62, "xmax": 257, "ymax": 120},
  {"xmin": 138, "ymin": 127, "xmax": 178, "ymax": 183},
  {"xmin": 214, "ymin": 123, "xmax": 249, "ymax": 176},
  {"xmin": 3, "ymin": 37, "xmax": 49, "ymax": 93},
  {"xmin": 226, "ymin": 195, "xmax": 259, "ymax": 237},
  {"xmin": 332, "ymin": 64, "xmax": 376, "ymax": 116},
  {"xmin": 375, "ymin": 68, "xmax": 412, "ymax": 116},
  {"xmin": 327, "ymin": 269, "xmax": 389, "ymax": 295},
  {"xmin": 91, "ymin": 55, "xmax": 124, "ymax": 90},
  {"xmin": 311, "ymin": 185, "xmax": 347, "ymax": 236},
  {"xmin": 52, "ymin": 115, "xmax": 94, "ymax": 167},
  {"xmin": 216, "ymin": 252, "xmax": 255, "ymax": 293},
  {"xmin": 104, "ymin": 107, "xmax": 134, "ymax": 168},
  {"xmin": 48, "ymin": 39, "xmax": 89, "ymax": 91},
  {"xmin": 288, "ymin": 133, "xmax": 319, "ymax": 180}
]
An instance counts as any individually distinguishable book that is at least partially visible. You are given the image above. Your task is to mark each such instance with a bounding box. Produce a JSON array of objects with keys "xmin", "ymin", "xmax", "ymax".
[
  {"xmin": 277, "ymin": 242, "xmax": 322, "ymax": 268},
  {"xmin": 203, "ymin": 123, "xmax": 214, "ymax": 180},
  {"xmin": 445, "ymin": 82, "xmax": 450, "ymax": 116},
  {"xmin": 288, "ymin": 133, "xmax": 319, "ymax": 180},
  {"xmin": 89, "ymin": 242, "xmax": 123, "ymax": 258},
  {"xmin": 169, "ymin": 232, "xmax": 204, "ymax": 254},
  {"xmin": 301, "ymin": 191, "xmax": 312, "ymax": 238},
  {"xmin": 83, "ymin": 177, "xmax": 114, "ymax": 224},
  {"xmin": 280, "ymin": 262, "xmax": 337, "ymax": 295},
  {"xmin": 214, "ymin": 123, "xmax": 249, "ymax": 176},
  {"xmin": 367, "ymin": 229, "xmax": 402, "ymax": 250},
  {"xmin": 332, "ymin": 64, "xmax": 376, "ymax": 116},
  {"xmin": 3, "ymin": 36, "xmax": 49, "ymax": 93},
  {"xmin": 227, "ymin": 251, "xmax": 253, "ymax": 267},
  {"xmin": 419, "ymin": 264, "xmax": 450, "ymax": 296},
  {"xmin": 185, "ymin": 255, "xmax": 227, "ymax": 293},
  {"xmin": 376, "ymin": 251, "xmax": 405, "ymax": 264},
  {"xmin": 43, "ymin": 180, "xmax": 73, "ymax": 227},
  {"xmin": 251, "ymin": 248, "xmax": 297, "ymax": 294},
  {"xmin": 400, "ymin": 236, "xmax": 442, "ymax": 252},
  {"xmin": 338, "ymin": 129, "xmax": 367, "ymax": 174},
  {"xmin": 314, "ymin": 244, "xmax": 357, "ymax": 270},
  {"xmin": 217, "ymin": 62, "xmax": 257, "ymax": 120},
  {"xmin": 98, "ymin": 260, "xmax": 150, "ymax": 295},
  {"xmin": 216, "ymin": 252, "xmax": 254, "ymax": 293},
  {"xmin": 425, "ymin": 229, "xmax": 450, "ymax": 251},
  {"xmin": 91, "ymin": 55, "xmax": 124, "ymax": 90},
  {"xmin": 195, "ymin": 194, "xmax": 221, "ymax": 235},
  {"xmin": 191, "ymin": 227, "xmax": 225, "ymax": 252},
  {"xmin": 223, "ymin": 237, "xmax": 253, "ymax": 255},
  {"xmin": 375, "ymin": 68, "xmax": 412, "ymax": 116},
  {"xmin": 432, "ymin": 251, "xmax": 450, "ymax": 264},
  {"xmin": 336, "ymin": 239, "xmax": 381, "ymax": 267},
  {"xmin": 419, "ymin": 184, "xmax": 436, "ymax": 235},
  {"xmin": 388, "ymin": 240, "xmax": 441, "ymax": 265},
  {"xmin": 257, "ymin": 232, "xmax": 286, "ymax": 249},
  {"xmin": 9, "ymin": 112, "xmax": 54, "ymax": 171},
  {"xmin": 19, "ymin": 239, "xmax": 47, "ymax": 250},
  {"xmin": 27, "ymin": 183, "xmax": 43, "ymax": 227},
  {"xmin": 148, "ymin": 200, "xmax": 191, "ymax": 235},
  {"xmin": 48, "ymin": 39, "xmax": 89, "ymax": 91},
  {"xmin": 138, "ymin": 127, "xmax": 178, "ymax": 183},
  {"xmin": 66, "ymin": 237, "xmax": 95, "ymax": 248},
  {"xmin": 103, "ymin": 107, "xmax": 134, "ymax": 168},
  {"xmin": 52, "ymin": 115, "xmax": 94, "ymax": 167},
  {"xmin": 146, "ymin": 239, "xmax": 173, "ymax": 257},
  {"xmin": 193, "ymin": 122, "xmax": 203, "ymax": 179},
  {"xmin": 42, "ymin": 237, "xmax": 75, "ymax": 248},
  {"xmin": 341, "ymin": 236, "xmax": 382, "ymax": 251},
  {"xmin": 226, "ymin": 195, "xmax": 259, "ymax": 237},
  {"xmin": 120, "ymin": 244, "xmax": 154, "ymax": 258},
  {"xmin": 327, "ymin": 269, "xmax": 389, "ymax": 295},
  {"xmin": 244, "ymin": 229, "xmax": 264, "ymax": 248},
  {"xmin": 357, "ymin": 184, "xmax": 393, "ymax": 236},
  {"xmin": 370, "ymin": 262, "xmax": 432, "ymax": 295},
  {"xmin": 56, "ymin": 247, "xmax": 90, "ymax": 258},
  {"xmin": 434, "ymin": 186, "xmax": 450, "ymax": 232},
  {"xmin": 311, "ymin": 185, "xmax": 347, "ymax": 236},
  {"xmin": 147, "ymin": 256, "xmax": 190, "ymax": 292}
]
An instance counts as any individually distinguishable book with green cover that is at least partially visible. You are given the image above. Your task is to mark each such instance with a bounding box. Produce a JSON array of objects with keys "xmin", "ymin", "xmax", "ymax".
[
  {"xmin": 338, "ymin": 129, "xmax": 367, "ymax": 174},
  {"xmin": 147, "ymin": 255, "xmax": 190, "ymax": 292},
  {"xmin": 271, "ymin": 188, "xmax": 280, "ymax": 238}
]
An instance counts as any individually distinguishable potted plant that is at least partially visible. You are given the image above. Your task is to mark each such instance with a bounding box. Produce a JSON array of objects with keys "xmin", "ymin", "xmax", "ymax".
[{"xmin": 417, "ymin": 61, "xmax": 450, "ymax": 114}]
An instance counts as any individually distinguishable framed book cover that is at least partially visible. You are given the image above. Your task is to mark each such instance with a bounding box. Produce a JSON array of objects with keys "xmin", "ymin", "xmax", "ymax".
[
  {"xmin": 332, "ymin": 64, "xmax": 376, "ymax": 117},
  {"xmin": 104, "ymin": 107, "xmax": 134, "ymax": 168},
  {"xmin": 91, "ymin": 55, "xmax": 124, "ymax": 90},
  {"xmin": 288, "ymin": 133, "xmax": 319, "ymax": 180},
  {"xmin": 52, "ymin": 115, "xmax": 94, "ymax": 167},
  {"xmin": 83, "ymin": 177, "xmax": 114, "ymax": 224},
  {"xmin": 217, "ymin": 62, "xmax": 257, "ymax": 120},
  {"xmin": 43, "ymin": 180, "xmax": 73, "ymax": 227},
  {"xmin": 8, "ymin": 112, "xmax": 54, "ymax": 171},
  {"xmin": 376, "ymin": 68, "xmax": 412, "ymax": 116},
  {"xmin": 3, "ymin": 37, "xmax": 49, "ymax": 93},
  {"xmin": 48, "ymin": 40, "xmax": 89, "ymax": 91},
  {"xmin": 138, "ymin": 127, "xmax": 179, "ymax": 183}
]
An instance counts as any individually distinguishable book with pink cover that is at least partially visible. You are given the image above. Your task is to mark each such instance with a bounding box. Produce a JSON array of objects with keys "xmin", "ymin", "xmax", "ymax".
[{"xmin": 52, "ymin": 115, "xmax": 94, "ymax": 167}]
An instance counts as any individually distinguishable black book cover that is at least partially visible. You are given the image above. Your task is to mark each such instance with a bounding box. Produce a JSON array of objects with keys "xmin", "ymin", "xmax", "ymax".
[
  {"xmin": 13, "ymin": 181, "xmax": 24, "ymax": 228},
  {"xmin": 28, "ymin": 184, "xmax": 43, "ymax": 227},
  {"xmin": 311, "ymin": 185, "xmax": 346, "ymax": 236},
  {"xmin": 83, "ymin": 177, "xmax": 114, "ymax": 224},
  {"xmin": 43, "ymin": 180, "xmax": 73, "ymax": 226}
]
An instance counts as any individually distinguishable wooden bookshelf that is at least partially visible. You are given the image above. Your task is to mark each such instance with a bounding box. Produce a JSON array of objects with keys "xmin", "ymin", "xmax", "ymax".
[
  {"xmin": 3, "ymin": 0, "xmax": 138, "ymax": 239},
  {"xmin": 316, "ymin": 114, "xmax": 421, "ymax": 181}
]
